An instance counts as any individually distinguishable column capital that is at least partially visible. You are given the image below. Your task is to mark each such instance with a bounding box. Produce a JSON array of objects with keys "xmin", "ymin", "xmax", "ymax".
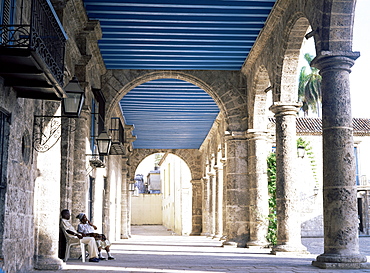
[
  {"xmin": 311, "ymin": 51, "xmax": 360, "ymax": 72},
  {"xmin": 269, "ymin": 102, "xmax": 301, "ymax": 117},
  {"xmin": 224, "ymin": 130, "xmax": 247, "ymax": 140},
  {"xmin": 246, "ymin": 129, "xmax": 269, "ymax": 140},
  {"xmin": 190, "ymin": 179, "xmax": 202, "ymax": 185}
]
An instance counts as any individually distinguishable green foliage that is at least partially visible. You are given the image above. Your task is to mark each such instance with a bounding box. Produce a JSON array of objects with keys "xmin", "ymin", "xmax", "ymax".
[
  {"xmin": 298, "ymin": 53, "xmax": 322, "ymax": 116},
  {"xmin": 266, "ymin": 152, "xmax": 277, "ymax": 245},
  {"xmin": 266, "ymin": 138, "xmax": 317, "ymax": 245}
]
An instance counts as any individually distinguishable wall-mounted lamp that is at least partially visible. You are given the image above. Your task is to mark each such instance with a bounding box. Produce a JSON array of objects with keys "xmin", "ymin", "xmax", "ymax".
[
  {"xmin": 62, "ymin": 77, "xmax": 85, "ymax": 118},
  {"xmin": 96, "ymin": 131, "xmax": 112, "ymax": 156},
  {"xmin": 33, "ymin": 77, "xmax": 85, "ymax": 152},
  {"xmin": 297, "ymin": 146, "xmax": 305, "ymax": 158}
]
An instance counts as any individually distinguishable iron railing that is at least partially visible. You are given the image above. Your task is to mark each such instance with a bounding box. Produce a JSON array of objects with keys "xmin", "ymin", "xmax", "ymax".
[{"xmin": 0, "ymin": 0, "xmax": 67, "ymax": 86}]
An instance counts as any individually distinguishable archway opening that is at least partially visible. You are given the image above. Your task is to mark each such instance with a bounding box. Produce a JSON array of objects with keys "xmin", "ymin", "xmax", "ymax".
[
  {"xmin": 120, "ymin": 78, "xmax": 220, "ymax": 149},
  {"xmin": 132, "ymin": 153, "xmax": 192, "ymax": 236}
]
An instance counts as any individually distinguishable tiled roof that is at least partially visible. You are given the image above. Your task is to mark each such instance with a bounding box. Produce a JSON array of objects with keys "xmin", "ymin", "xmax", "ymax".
[{"xmin": 268, "ymin": 117, "xmax": 370, "ymax": 136}]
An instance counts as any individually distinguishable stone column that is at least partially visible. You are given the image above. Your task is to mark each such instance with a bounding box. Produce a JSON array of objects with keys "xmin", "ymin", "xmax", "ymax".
[
  {"xmin": 269, "ymin": 103, "xmax": 307, "ymax": 254},
  {"xmin": 121, "ymin": 157, "xmax": 129, "ymax": 239},
  {"xmin": 311, "ymin": 52, "xmax": 367, "ymax": 268},
  {"xmin": 213, "ymin": 164, "xmax": 223, "ymax": 238},
  {"xmin": 190, "ymin": 179, "xmax": 202, "ymax": 235},
  {"xmin": 246, "ymin": 130, "xmax": 269, "ymax": 247},
  {"xmin": 223, "ymin": 131, "xmax": 249, "ymax": 247},
  {"xmin": 209, "ymin": 171, "xmax": 216, "ymax": 237},
  {"xmin": 34, "ymin": 118, "xmax": 63, "ymax": 270},
  {"xmin": 201, "ymin": 177, "xmax": 211, "ymax": 236},
  {"xmin": 127, "ymin": 178, "xmax": 134, "ymax": 237},
  {"xmin": 72, "ymin": 108, "xmax": 90, "ymax": 217},
  {"xmin": 221, "ymin": 158, "xmax": 227, "ymax": 239}
]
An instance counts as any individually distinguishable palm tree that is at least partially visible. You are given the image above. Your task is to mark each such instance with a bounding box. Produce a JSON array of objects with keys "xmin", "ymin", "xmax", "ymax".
[{"xmin": 298, "ymin": 53, "xmax": 322, "ymax": 117}]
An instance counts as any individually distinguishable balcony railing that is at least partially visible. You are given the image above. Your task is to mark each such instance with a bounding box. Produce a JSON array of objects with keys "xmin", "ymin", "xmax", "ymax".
[{"xmin": 0, "ymin": 0, "xmax": 67, "ymax": 99}]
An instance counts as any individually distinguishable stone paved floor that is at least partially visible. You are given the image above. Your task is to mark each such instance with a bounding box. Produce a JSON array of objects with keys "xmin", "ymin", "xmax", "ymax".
[{"xmin": 32, "ymin": 226, "xmax": 370, "ymax": 273}]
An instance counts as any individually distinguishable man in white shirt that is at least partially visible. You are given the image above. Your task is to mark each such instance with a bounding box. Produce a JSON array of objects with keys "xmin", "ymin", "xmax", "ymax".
[
  {"xmin": 60, "ymin": 209, "xmax": 100, "ymax": 262},
  {"xmin": 76, "ymin": 213, "xmax": 115, "ymax": 260}
]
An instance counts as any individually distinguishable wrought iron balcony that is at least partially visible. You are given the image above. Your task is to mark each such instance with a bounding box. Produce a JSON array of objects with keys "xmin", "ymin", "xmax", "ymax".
[{"xmin": 0, "ymin": 0, "xmax": 67, "ymax": 100}]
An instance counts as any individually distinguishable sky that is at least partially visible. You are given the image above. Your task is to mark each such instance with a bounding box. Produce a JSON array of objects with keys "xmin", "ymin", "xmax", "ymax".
[{"xmin": 351, "ymin": 0, "xmax": 370, "ymax": 117}]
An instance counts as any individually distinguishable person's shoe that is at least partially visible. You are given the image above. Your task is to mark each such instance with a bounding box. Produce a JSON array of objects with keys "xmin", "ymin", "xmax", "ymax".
[
  {"xmin": 99, "ymin": 256, "xmax": 107, "ymax": 260},
  {"xmin": 88, "ymin": 257, "xmax": 99, "ymax": 262},
  {"xmin": 108, "ymin": 256, "xmax": 115, "ymax": 260}
]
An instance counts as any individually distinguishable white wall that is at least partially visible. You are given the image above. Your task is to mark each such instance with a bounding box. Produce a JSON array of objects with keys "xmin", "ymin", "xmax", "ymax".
[{"xmin": 131, "ymin": 194, "xmax": 162, "ymax": 225}]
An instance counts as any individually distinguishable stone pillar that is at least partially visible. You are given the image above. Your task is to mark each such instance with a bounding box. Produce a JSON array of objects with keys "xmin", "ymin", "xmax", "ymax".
[
  {"xmin": 60, "ymin": 118, "xmax": 76, "ymax": 211},
  {"xmin": 214, "ymin": 164, "xmax": 223, "ymax": 238},
  {"xmin": 209, "ymin": 171, "xmax": 216, "ymax": 237},
  {"xmin": 246, "ymin": 130, "xmax": 269, "ymax": 247},
  {"xmin": 311, "ymin": 52, "xmax": 367, "ymax": 268},
  {"xmin": 72, "ymin": 108, "xmax": 90, "ymax": 217},
  {"xmin": 121, "ymin": 157, "xmax": 129, "ymax": 239},
  {"xmin": 223, "ymin": 131, "xmax": 249, "ymax": 247},
  {"xmin": 190, "ymin": 179, "xmax": 202, "ymax": 235},
  {"xmin": 127, "ymin": 178, "xmax": 133, "ymax": 237},
  {"xmin": 221, "ymin": 158, "xmax": 227, "ymax": 239},
  {"xmin": 201, "ymin": 177, "xmax": 211, "ymax": 236},
  {"xmin": 34, "ymin": 120, "xmax": 63, "ymax": 270},
  {"xmin": 269, "ymin": 103, "xmax": 307, "ymax": 254}
]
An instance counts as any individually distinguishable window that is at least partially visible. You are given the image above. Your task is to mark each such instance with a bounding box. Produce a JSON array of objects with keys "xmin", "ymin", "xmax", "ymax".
[
  {"xmin": 0, "ymin": 109, "xmax": 10, "ymax": 187},
  {"xmin": 0, "ymin": 109, "xmax": 10, "ymax": 261}
]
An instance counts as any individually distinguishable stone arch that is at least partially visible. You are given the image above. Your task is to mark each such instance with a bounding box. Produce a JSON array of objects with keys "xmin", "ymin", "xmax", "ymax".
[
  {"xmin": 316, "ymin": 0, "xmax": 357, "ymax": 53},
  {"xmin": 129, "ymin": 148, "xmax": 203, "ymax": 182},
  {"xmin": 249, "ymin": 65, "xmax": 272, "ymax": 130},
  {"xmin": 276, "ymin": 15, "xmax": 311, "ymax": 103},
  {"xmin": 103, "ymin": 70, "xmax": 247, "ymax": 132}
]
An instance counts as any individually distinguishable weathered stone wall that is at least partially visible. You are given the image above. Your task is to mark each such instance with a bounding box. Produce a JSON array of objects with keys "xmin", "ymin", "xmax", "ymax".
[{"xmin": 0, "ymin": 83, "xmax": 38, "ymax": 272}]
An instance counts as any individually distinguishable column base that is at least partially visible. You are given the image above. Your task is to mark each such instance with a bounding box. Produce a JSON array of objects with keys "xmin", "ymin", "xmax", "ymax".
[
  {"xmin": 34, "ymin": 256, "xmax": 63, "ymax": 270},
  {"xmin": 271, "ymin": 243, "xmax": 309, "ymax": 255},
  {"xmin": 247, "ymin": 240, "xmax": 269, "ymax": 248},
  {"xmin": 222, "ymin": 241, "xmax": 238, "ymax": 248},
  {"xmin": 313, "ymin": 253, "xmax": 367, "ymax": 265},
  {"xmin": 312, "ymin": 261, "xmax": 370, "ymax": 269}
]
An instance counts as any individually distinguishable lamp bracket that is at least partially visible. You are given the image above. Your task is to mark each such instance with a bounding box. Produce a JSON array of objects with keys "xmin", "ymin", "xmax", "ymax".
[{"xmin": 33, "ymin": 116, "xmax": 77, "ymax": 153}]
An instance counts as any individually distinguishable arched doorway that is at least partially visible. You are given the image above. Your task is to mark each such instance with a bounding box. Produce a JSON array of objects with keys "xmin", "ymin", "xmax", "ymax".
[{"xmin": 132, "ymin": 153, "xmax": 192, "ymax": 236}]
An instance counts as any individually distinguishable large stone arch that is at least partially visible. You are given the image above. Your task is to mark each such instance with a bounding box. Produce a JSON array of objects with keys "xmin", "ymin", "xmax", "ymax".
[
  {"xmin": 276, "ymin": 14, "xmax": 311, "ymax": 103},
  {"xmin": 102, "ymin": 70, "xmax": 247, "ymax": 132},
  {"xmin": 129, "ymin": 149, "xmax": 203, "ymax": 182},
  {"xmin": 316, "ymin": 0, "xmax": 357, "ymax": 53},
  {"xmin": 249, "ymin": 65, "xmax": 272, "ymax": 130}
]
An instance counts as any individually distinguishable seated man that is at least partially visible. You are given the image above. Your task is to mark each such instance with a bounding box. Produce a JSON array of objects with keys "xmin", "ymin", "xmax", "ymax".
[
  {"xmin": 76, "ymin": 213, "xmax": 115, "ymax": 260},
  {"xmin": 60, "ymin": 209, "xmax": 100, "ymax": 262}
]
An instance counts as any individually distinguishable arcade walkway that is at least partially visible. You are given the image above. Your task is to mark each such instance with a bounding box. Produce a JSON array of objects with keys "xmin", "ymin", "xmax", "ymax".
[{"xmin": 33, "ymin": 226, "xmax": 370, "ymax": 273}]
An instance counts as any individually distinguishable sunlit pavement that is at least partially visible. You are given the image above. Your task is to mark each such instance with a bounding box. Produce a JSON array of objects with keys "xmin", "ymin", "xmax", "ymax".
[{"xmin": 32, "ymin": 226, "xmax": 370, "ymax": 273}]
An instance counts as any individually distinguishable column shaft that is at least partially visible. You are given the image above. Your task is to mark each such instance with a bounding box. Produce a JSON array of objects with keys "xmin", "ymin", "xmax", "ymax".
[
  {"xmin": 121, "ymin": 159, "xmax": 129, "ymax": 239},
  {"xmin": 312, "ymin": 53, "xmax": 367, "ymax": 268},
  {"xmin": 201, "ymin": 177, "xmax": 211, "ymax": 236},
  {"xmin": 246, "ymin": 130, "xmax": 269, "ymax": 247},
  {"xmin": 214, "ymin": 165, "xmax": 223, "ymax": 238},
  {"xmin": 223, "ymin": 131, "xmax": 248, "ymax": 247},
  {"xmin": 270, "ymin": 103, "xmax": 307, "ymax": 254},
  {"xmin": 190, "ymin": 179, "xmax": 202, "ymax": 235}
]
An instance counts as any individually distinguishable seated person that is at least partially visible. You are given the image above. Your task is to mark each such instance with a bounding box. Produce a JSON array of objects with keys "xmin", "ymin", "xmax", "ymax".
[
  {"xmin": 60, "ymin": 209, "xmax": 100, "ymax": 262},
  {"xmin": 76, "ymin": 213, "xmax": 115, "ymax": 260}
]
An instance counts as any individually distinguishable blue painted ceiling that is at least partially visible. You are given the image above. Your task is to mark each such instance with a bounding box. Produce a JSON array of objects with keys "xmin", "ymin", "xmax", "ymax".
[{"xmin": 83, "ymin": 0, "xmax": 276, "ymax": 149}]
